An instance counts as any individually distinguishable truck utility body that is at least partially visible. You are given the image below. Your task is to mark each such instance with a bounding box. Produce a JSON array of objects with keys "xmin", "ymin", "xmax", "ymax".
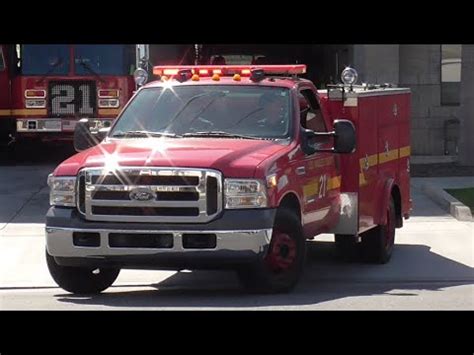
[{"xmin": 45, "ymin": 65, "xmax": 411, "ymax": 294}]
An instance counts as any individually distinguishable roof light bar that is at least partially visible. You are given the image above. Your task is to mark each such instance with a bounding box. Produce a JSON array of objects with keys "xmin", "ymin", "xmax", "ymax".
[{"xmin": 153, "ymin": 64, "xmax": 306, "ymax": 77}]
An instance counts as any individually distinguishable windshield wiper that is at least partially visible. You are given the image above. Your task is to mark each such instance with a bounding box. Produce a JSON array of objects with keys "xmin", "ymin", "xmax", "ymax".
[
  {"xmin": 164, "ymin": 92, "xmax": 226, "ymax": 131},
  {"xmin": 77, "ymin": 60, "xmax": 105, "ymax": 83},
  {"xmin": 36, "ymin": 58, "xmax": 64, "ymax": 84},
  {"xmin": 110, "ymin": 130, "xmax": 181, "ymax": 138},
  {"xmin": 182, "ymin": 131, "xmax": 264, "ymax": 140}
]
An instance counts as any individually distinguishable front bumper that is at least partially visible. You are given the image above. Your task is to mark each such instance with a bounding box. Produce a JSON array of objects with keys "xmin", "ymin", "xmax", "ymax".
[{"xmin": 46, "ymin": 207, "xmax": 276, "ymax": 270}]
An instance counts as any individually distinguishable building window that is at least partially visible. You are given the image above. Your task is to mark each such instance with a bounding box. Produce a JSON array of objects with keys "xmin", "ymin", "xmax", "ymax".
[{"xmin": 441, "ymin": 44, "xmax": 462, "ymax": 106}]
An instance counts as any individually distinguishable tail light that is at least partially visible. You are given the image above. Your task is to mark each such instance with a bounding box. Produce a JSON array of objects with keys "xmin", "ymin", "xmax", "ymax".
[
  {"xmin": 98, "ymin": 89, "xmax": 120, "ymax": 108},
  {"xmin": 98, "ymin": 89, "xmax": 120, "ymax": 98},
  {"xmin": 24, "ymin": 89, "xmax": 46, "ymax": 99}
]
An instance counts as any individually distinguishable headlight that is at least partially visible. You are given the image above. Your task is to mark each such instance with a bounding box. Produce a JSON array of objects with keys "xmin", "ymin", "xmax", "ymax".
[
  {"xmin": 47, "ymin": 174, "xmax": 76, "ymax": 207},
  {"xmin": 134, "ymin": 68, "xmax": 148, "ymax": 86},
  {"xmin": 224, "ymin": 179, "xmax": 268, "ymax": 209}
]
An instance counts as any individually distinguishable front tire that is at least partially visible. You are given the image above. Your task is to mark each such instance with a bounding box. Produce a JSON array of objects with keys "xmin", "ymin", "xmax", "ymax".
[
  {"xmin": 46, "ymin": 249, "xmax": 120, "ymax": 294},
  {"xmin": 237, "ymin": 208, "xmax": 306, "ymax": 294}
]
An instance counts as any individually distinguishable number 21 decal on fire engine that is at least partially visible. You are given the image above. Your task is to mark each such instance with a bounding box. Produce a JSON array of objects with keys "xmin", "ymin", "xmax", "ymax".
[
  {"xmin": 318, "ymin": 174, "xmax": 328, "ymax": 198},
  {"xmin": 49, "ymin": 81, "xmax": 96, "ymax": 117}
]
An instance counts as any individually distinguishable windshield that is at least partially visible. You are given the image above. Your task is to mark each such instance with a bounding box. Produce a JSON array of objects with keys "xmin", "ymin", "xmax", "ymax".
[
  {"xmin": 21, "ymin": 45, "xmax": 69, "ymax": 75},
  {"xmin": 111, "ymin": 85, "xmax": 292, "ymax": 139},
  {"xmin": 74, "ymin": 45, "xmax": 134, "ymax": 76}
]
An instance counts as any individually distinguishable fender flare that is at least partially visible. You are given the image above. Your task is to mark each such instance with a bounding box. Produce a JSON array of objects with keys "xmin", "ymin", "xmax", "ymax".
[{"xmin": 277, "ymin": 190, "xmax": 304, "ymax": 222}]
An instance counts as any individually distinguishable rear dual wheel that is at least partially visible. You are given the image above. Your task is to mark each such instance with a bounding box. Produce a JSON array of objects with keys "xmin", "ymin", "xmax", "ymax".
[
  {"xmin": 335, "ymin": 197, "xmax": 396, "ymax": 264},
  {"xmin": 360, "ymin": 197, "xmax": 396, "ymax": 264}
]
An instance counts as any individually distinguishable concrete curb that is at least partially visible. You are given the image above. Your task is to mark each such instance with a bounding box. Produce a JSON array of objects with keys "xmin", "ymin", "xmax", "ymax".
[{"xmin": 421, "ymin": 183, "xmax": 473, "ymax": 221}]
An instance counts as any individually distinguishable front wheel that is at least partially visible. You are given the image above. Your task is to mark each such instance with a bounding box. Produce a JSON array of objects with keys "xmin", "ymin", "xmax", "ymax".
[
  {"xmin": 46, "ymin": 249, "xmax": 120, "ymax": 294},
  {"xmin": 237, "ymin": 208, "xmax": 306, "ymax": 294}
]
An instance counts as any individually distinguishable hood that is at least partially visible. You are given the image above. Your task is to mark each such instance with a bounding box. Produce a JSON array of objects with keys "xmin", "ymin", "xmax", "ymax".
[{"xmin": 54, "ymin": 137, "xmax": 289, "ymax": 178}]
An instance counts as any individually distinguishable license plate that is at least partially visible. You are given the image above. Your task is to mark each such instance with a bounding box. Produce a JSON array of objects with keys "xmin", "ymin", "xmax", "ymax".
[
  {"xmin": 62, "ymin": 120, "xmax": 78, "ymax": 131},
  {"xmin": 43, "ymin": 120, "xmax": 62, "ymax": 130}
]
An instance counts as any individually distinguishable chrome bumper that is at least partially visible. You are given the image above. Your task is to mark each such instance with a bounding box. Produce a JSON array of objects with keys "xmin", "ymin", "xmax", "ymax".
[{"xmin": 46, "ymin": 227, "xmax": 272, "ymax": 259}]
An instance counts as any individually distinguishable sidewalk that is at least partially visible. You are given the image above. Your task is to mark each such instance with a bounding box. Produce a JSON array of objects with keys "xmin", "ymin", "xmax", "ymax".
[
  {"xmin": 411, "ymin": 176, "xmax": 474, "ymax": 190},
  {"xmin": 412, "ymin": 177, "xmax": 473, "ymax": 221}
]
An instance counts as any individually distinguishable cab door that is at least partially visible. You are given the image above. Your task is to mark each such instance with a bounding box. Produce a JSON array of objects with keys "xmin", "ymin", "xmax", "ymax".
[{"xmin": 296, "ymin": 87, "xmax": 340, "ymax": 238}]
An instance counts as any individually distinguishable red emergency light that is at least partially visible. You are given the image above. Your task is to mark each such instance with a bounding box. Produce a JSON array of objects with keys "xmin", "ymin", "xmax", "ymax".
[{"xmin": 153, "ymin": 65, "xmax": 307, "ymax": 77}]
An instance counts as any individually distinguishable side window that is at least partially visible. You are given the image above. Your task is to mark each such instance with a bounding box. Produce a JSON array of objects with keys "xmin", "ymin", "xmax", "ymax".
[
  {"xmin": 0, "ymin": 47, "xmax": 5, "ymax": 71},
  {"xmin": 299, "ymin": 89, "xmax": 327, "ymax": 132}
]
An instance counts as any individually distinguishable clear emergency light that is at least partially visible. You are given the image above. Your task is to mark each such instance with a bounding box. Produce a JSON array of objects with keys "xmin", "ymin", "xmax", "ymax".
[{"xmin": 153, "ymin": 65, "xmax": 307, "ymax": 82}]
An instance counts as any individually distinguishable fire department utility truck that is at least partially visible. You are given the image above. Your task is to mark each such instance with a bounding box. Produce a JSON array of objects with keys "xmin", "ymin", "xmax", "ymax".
[
  {"xmin": 45, "ymin": 65, "xmax": 411, "ymax": 294},
  {"xmin": 0, "ymin": 44, "xmax": 149, "ymax": 147}
]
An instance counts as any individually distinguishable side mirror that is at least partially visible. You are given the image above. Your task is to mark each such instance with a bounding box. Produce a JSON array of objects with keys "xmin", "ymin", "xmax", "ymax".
[
  {"xmin": 301, "ymin": 129, "xmax": 318, "ymax": 155},
  {"xmin": 300, "ymin": 119, "xmax": 356, "ymax": 155},
  {"xmin": 73, "ymin": 119, "xmax": 109, "ymax": 152},
  {"xmin": 333, "ymin": 119, "xmax": 356, "ymax": 153}
]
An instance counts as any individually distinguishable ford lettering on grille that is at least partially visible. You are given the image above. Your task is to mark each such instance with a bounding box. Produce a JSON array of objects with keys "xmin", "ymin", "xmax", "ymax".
[{"xmin": 129, "ymin": 188, "xmax": 156, "ymax": 202}]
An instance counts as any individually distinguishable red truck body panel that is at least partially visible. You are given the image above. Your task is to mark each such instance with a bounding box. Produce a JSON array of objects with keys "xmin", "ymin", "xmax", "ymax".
[{"xmin": 322, "ymin": 87, "xmax": 411, "ymax": 233}]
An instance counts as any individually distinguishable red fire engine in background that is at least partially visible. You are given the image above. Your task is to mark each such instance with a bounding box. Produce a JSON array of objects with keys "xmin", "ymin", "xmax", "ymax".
[
  {"xmin": 45, "ymin": 64, "xmax": 412, "ymax": 294},
  {"xmin": 0, "ymin": 44, "xmax": 149, "ymax": 147}
]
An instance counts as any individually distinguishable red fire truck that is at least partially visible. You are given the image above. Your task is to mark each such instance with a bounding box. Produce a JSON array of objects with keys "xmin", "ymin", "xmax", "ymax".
[
  {"xmin": 45, "ymin": 64, "xmax": 411, "ymax": 294},
  {"xmin": 0, "ymin": 44, "xmax": 144, "ymax": 147}
]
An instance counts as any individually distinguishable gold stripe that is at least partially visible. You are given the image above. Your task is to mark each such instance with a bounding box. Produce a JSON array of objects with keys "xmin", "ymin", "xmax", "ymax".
[
  {"xmin": 399, "ymin": 146, "xmax": 411, "ymax": 158},
  {"xmin": 378, "ymin": 148, "xmax": 399, "ymax": 164},
  {"xmin": 98, "ymin": 108, "xmax": 121, "ymax": 116},
  {"xmin": 359, "ymin": 153, "xmax": 378, "ymax": 170},
  {"xmin": 10, "ymin": 108, "xmax": 123, "ymax": 116},
  {"xmin": 359, "ymin": 173, "xmax": 368, "ymax": 187},
  {"xmin": 328, "ymin": 175, "xmax": 341, "ymax": 190},
  {"xmin": 303, "ymin": 181, "xmax": 318, "ymax": 198},
  {"xmin": 359, "ymin": 145, "xmax": 411, "ymax": 186},
  {"xmin": 11, "ymin": 109, "xmax": 47, "ymax": 116}
]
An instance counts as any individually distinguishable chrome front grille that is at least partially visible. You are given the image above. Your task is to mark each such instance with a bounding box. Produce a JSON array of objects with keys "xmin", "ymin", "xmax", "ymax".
[{"xmin": 77, "ymin": 167, "xmax": 222, "ymax": 223}]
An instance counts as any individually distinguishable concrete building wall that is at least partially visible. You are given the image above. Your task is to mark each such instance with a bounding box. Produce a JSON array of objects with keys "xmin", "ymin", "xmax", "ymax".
[
  {"xmin": 398, "ymin": 45, "xmax": 461, "ymax": 157},
  {"xmin": 352, "ymin": 45, "xmax": 400, "ymax": 84},
  {"xmin": 352, "ymin": 44, "xmax": 463, "ymax": 159},
  {"xmin": 459, "ymin": 45, "xmax": 474, "ymax": 166}
]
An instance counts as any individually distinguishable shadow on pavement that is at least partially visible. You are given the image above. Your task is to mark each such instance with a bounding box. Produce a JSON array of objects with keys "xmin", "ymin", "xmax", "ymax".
[{"xmin": 55, "ymin": 241, "xmax": 474, "ymax": 308}]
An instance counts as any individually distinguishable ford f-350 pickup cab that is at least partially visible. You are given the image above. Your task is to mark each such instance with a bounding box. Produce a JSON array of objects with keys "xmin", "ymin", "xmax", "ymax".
[{"xmin": 45, "ymin": 65, "xmax": 411, "ymax": 294}]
